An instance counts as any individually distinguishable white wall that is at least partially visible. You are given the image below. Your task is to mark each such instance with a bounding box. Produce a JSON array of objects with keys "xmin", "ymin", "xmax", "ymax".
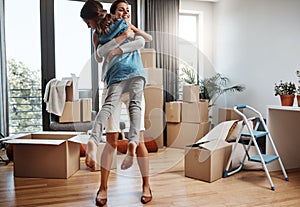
[
  {"xmin": 213, "ymin": 0, "xmax": 300, "ymax": 122},
  {"xmin": 182, "ymin": 0, "xmax": 300, "ymax": 124}
]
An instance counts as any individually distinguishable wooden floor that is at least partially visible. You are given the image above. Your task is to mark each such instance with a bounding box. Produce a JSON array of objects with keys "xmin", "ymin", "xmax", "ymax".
[{"xmin": 0, "ymin": 148, "xmax": 300, "ymax": 207}]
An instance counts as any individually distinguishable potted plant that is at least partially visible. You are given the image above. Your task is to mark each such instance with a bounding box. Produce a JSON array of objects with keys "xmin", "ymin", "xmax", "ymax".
[
  {"xmin": 180, "ymin": 66, "xmax": 246, "ymax": 108},
  {"xmin": 296, "ymin": 70, "xmax": 300, "ymax": 106},
  {"xmin": 198, "ymin": 73, "xmax": 245, "ymax": 108},
  {"xmin": 274, "ymin": 80, "xmax": 296, "ymax": 106}
]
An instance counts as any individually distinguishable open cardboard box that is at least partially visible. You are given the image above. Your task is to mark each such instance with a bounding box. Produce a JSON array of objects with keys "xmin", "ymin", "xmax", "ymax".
[
  {"xmin": 5, "ymin": 131, "xmax": 82, "ymax": 179},
  {"xmin": 184, "ymin": 139, "xmax": 232, "ymax": 182}
]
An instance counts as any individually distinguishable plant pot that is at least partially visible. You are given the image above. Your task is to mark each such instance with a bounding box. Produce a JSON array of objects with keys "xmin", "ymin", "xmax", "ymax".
[
  {"xmin": 297, "ymin": 95, "xmax": 300, "ymax": 107},
  {"xmin": 280, "ymin": 94, "xmax": 295, "ymax": 106}
]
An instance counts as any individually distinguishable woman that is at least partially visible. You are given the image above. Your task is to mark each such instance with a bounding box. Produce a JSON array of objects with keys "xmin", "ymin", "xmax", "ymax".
[{"xmin": 81, "ymin": 0, "xmax": 152, "ymax": 205}]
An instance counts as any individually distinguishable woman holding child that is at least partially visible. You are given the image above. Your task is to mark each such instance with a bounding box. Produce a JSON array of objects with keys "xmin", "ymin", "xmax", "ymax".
[{"xmin": 80, "ymin": 0, "xmax": 152, "ymax": 205}]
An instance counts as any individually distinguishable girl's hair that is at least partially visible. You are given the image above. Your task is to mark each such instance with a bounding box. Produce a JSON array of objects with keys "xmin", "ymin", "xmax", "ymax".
[
  {"xmin": 80, "ymin": 0, "xmax": 116, "ymax": 35},
  {"xmin": 110, "ymin": 0, "xmax": 129, "ymax": 14}
]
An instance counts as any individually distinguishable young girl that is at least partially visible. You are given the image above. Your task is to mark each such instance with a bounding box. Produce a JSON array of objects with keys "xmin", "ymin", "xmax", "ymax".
[{"xmin": 81, "ymin": 0, "xmax": 146, "ymax": 181}]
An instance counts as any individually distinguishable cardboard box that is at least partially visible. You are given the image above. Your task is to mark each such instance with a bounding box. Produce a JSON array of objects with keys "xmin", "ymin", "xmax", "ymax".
[
  {"xmin": 145, "ymin": 68, "xmax": 163, "ymax": 85},
  {"xmin": 59, "ymin": 101, "xmax": 81, "ymax": 123},
  {"xmin": 144, "ymin": 85, "xmax": 163, "ymax": 119},
  {"xmin": 182, "ymin": 100, "xmax": 209, "ymax": 123},
  {"xmin": 140, "ymin": 48, "xmax": 156, "ymax": 68},
  {"xmin": 184, "ymin": 139, "xmax": 232, "ymax": 182},
  {"xmin": 73, "ymin": 135, "xmax": 117, "ymax": 170},
  {"xmin": 165, "ymin": 101, "xmax": 182, "ymax": 123},
  {"xmin": 63, "ymin": 75, "xmax": 79, "ymax": 101},
  {"xmin": 218, "ymin": 108, "xmax": 243, "ymax": 123},
  {"xmin": 167, "ymin": 121, "xmax": 211, "ymax": 149},
  {"xmin": 81, "ymin": 98, "xmax": 92, "ymax": 122},
  {"xmin": 144, "ymin": 114, "xmax": 165, "ymax": 148},
  {"xmin": 5, "ymin": 131, "xmax": 82, "ymax": 179},
  {"xmin": 183, "ymin": 85, "xmax": 200, "ymax": 102}
]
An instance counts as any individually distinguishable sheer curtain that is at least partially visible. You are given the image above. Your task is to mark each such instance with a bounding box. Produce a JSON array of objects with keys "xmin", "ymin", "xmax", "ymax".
[
  {"xmin": 0, "ymin": 0, "xmax": 9, "ymax": 136},
  {"xmin": 145, "ymin": 0, "xmax": 179, "ymax": 101}
]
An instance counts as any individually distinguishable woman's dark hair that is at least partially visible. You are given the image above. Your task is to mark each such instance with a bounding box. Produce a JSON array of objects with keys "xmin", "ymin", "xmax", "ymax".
[
  {"xmin": 110, "ymin": 0, "xmax": 129, "ymax": 14},
  {"xmin": 80, "ymin": 0, "xmax": 116, "ymax": 35}
]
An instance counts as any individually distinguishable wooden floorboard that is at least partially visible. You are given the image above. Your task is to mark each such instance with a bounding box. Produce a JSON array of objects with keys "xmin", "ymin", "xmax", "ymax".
[{"xmin": 0, "ymin": 148, "xmax": 299, "ymax": 207}]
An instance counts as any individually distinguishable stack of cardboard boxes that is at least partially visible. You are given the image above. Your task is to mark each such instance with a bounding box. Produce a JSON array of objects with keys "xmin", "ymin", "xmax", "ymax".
[
  {"xmin": 183, "ymin": 100, "xmax": 235, "ymax": 183},
  {"xmin": 59, "ymin": 80, "xmax": 92, "ymax": 124},
  {"xmin": 141, "ymin": 48, "xmax": 164, "ymax": 148},
  {"xmin": 165, "ymin": 85, "xmax": 211, "ymax": 149}
]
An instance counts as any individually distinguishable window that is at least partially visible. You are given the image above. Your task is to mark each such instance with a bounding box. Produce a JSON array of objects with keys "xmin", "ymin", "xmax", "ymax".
[
  {"xmin": 54, "ymin": 1, "xmax": 131, "ymax": 90},
  {"xmin": 178, "ymin": 12, "xmax": 202, "ymax": 99},
  {"xmin": 1, "ymin": 0, "xmax": 137, "ymax": 134},
  {"xmin": 54, "ymin": 0, "xmax": 92, "ymax": 89},
  {"xmin": 54, "ymin": 0, "xmax": 133, "ymax": 131},
  {"xmin": 5, "ymin": 0, "xmax": 42, "ymax": 134}
]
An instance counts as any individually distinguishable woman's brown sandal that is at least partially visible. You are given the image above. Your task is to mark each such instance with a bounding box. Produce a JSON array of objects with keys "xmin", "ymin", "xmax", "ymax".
[
  {"xmin": 141, "ymin": 189, "xmax": 152, "ymax": 204},
  {"xmin": 95, "ymin": 190, "xmax": 107, "ymax": 206}
]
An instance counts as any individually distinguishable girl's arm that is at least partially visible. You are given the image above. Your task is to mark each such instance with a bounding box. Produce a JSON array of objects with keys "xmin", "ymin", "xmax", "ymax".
[
  {"xmin": 106, "ymin": 35, "xmax": 145, "ymax": 63},
  {"xmin": 97, "ymin": 21, "xmax": 152, "ymax": 63},
  {"xmin": 96, "ymin": 27, "xmax": 135, "ymax": 62},
  {"xmin": 128, "ymin": 23, "xmax": 152, "ymax": 42},
  {"xmin": 93, "ymin": 32, "xmax": 103, "ymax": 63}
]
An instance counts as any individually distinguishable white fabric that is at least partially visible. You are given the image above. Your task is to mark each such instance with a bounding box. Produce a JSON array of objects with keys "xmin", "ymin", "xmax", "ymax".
[
  {"xmin": 61, "ymin": 73, "xmax": 79, "ymax": 101},
  {"xmin": 226, "ymin": 119, "xmax": 254, "ymax": 142},
  {"xmin": 43, "ymin": 79, "xmax": 69, "ymax": 116},
  {"xmin": 196, "ymin": 120, "xmax": 237, "ymax": 143}
]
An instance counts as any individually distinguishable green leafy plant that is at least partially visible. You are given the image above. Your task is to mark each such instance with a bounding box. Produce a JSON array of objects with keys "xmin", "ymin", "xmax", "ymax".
[
  {"xmin": 180, "ymin": 66, "xmax": 246, "ymax": 108},
  {"xmin": 199, "ymin": 73, "xmax": 246, "ymax": 108},
  {"xmin": 274, "ymin": 80, "xmax": 296, "ymax": 96},
  {"xmin": 180, "ymin": 65, "xmax": 196, "ymax": 84}
]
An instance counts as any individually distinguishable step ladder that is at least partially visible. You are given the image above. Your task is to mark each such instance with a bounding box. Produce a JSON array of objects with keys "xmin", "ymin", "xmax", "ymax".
[{"xmin": 223, "ymin": 105, "xmax": 288, "ymax": 190}]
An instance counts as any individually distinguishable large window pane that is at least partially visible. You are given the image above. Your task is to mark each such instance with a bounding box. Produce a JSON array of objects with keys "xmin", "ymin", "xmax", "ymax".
[
  {"xmin": 54, "ymin": 0, "xmax": 92, "ymax": 89},
  {"xmin": 5, "ymin": 0, "xmax": 42, "ymax": 134},
  {"xmin": 179, "ymin": 15, "xmax": 197, "ymax": 43},
  {"xmin": 179, "ymin": 14, "xmax": 198, "ymax": 71},
  {"xmin": 178, "ymin": 14, "xmax": 201, "ymax": 100}
]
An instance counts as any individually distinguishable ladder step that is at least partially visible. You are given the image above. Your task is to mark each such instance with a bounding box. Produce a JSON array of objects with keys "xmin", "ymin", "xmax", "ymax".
[
  {"xmin": 241, "ymin": 130, "xmax": 268, "ymax": 138},
  {"xmin": 249, "ymin": 154, "xmax": 279, "ymax": 164}
]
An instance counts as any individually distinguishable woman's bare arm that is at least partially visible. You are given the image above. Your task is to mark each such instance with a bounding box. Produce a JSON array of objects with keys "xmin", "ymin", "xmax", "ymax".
[{"xmin": 129, "ymin": 23, "xmax": 152, "ymax": 42}]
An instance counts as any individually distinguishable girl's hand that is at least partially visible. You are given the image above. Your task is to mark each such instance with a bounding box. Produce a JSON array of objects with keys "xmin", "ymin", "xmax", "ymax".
[
  {"xmin": 106, "ymin": 48, "xmax": 122, "ymax": 63},
  {"xmin": 124, "ymin": 27, "xmax": 135, "ymax": 40},
  {"xmin": 128, "ymin": 23, "xmax": 139, "ymax": 33}
]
